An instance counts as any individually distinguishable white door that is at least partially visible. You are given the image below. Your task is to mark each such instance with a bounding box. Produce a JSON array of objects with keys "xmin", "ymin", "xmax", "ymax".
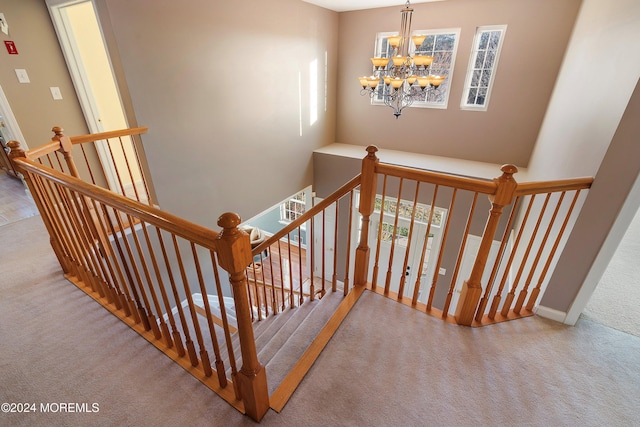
[
  {"xmin": 46, "ymin": 0, "xmax": 140, "ymax": 195},
  {"xmin": 369, "ymin": 215, "xmax": 429, "ymax": 298}
]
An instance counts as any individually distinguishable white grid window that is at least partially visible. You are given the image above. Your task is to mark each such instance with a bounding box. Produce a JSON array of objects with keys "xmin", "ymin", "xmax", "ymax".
[
  {"xmin": 280, "ymin": 191, "xmax": 306, "ymax": 223},
  {"xmin": 372, "ymin": 28, "xmax": 460, "ymax": 109},
  {"xmin": 461, "ymin": 25, "xmax": 507, "ymax": 111}
]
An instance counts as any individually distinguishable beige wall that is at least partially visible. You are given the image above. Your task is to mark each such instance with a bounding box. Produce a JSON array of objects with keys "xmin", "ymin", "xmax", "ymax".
[
  {"xmin": 0, "ymin": 0, "xmax": 88, "ymax": 147},
  {"xmin": 336, "ymin": 0, "xmax": 581, "ymax": 167},
  {"xmin": 528, "ymin": 0, "xmax": 640, "ymax": 180},
  {"xmin": 540, "ymin": 79, "xmax": 640, "ymax": 317},
  {"xmin": 102, "ymin": 0, "xmax": 338, "ymax": 229},
  {"xmin": 527, "ymin": 0, "xmax": 640, "ymax": 320}
]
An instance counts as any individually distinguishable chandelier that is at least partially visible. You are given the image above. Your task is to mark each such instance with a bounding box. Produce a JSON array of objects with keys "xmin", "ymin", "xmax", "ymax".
[{"xmin": 358, "ymin": 1, "xmax": 445, "ymax": 118}]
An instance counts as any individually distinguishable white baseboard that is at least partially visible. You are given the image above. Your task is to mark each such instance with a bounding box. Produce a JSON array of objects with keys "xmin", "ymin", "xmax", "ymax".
[{"xmin": 534, "ymin": 305, "xmax": 568, "ymax": 324}]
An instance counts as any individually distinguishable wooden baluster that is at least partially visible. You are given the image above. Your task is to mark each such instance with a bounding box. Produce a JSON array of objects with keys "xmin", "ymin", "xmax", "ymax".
[
  {"xmin": 309, "ymin": 216, "xmax": 315, "ymax": 300},
  {"xmin": 525, "ymin": 190, "xmax": 583, "ymax": 310},
  {"xmin": 344, "ymin": 190, "xmax": 355, "ymax": 295},
  {"xmin": 515, "ymin": 193, "xmax": 564, "ymax": 314},
  {"xmin": 102, "ymin": 207, "xmax": 143, "ymax": 325},
  {"xmin": 127, "ymin": 133, "xmax": 154, "ymax": 205},
  {"xmin": 118, "ymin": 136, "xmax": 142, "ymax": 201},
  {"xmin": 296, "ymin": 228, "xmax": 304, "ymax": 306},
  {"xmin": 475, "ymin": 196, "xmax": 521, "ymax": 321},
  {"xmin": 321, "ymin": 209, "xmax": 326, "ymax": 297},
  {"xmin": 210, "ymin": 251, "xmax": 237, "ymax": 393},
  {"xmin": 427, "ymin": 188, "xmax": 457, "ymax": 311},
  {"xmin": 191, "ymin": 243, "xmax": 217, "ymax": 378},
  {"xmin": 445, "ymin": 192, "xmax": 478, "ymax": 317},
  {"xmin": 332, "ymin": 201, "xmax": 339, "ymax": 293},
  {"xmin": 215, "ymin": 212, "xmax": 269, "ymax": 423},
  {"xmin": 398, "ymin": 182, "xmax": 420, "ymax": 301},
  {"xmin": 412, "ymin": 184, "xmax": 439, "ymax": 306},
  {"xmin": 155, "ymin": 229, "xmax": 187, "ymax": 356},
  {"xmin": 55, "ymin": 127, "xmax": 113, "ymax": 268},
  {"xmin": 385, "ymin": 178, "xmax": 404, "ymax": 295},
  {"xmin": 87, "ymin": 198, "xmax": 125, "ymax": 312},
  {"xmin": 7, "ymin": 141, "xmax": 69, "ymax": 273},
  {"xmin": 489, "ymin": 195, "xmax": 535, "ymax": 320},
  {"xmin": 354, "ymin": 146, "xmax": 379, "ymax": 287},
  {"xmin": 126, "ymin": 215, "xmax": 164, "ymax": 339},
  {"xmin": 139, "ymin": 224, "xmax": 174, "ymax": 348},
  {"xmin": 380, "ymin": 178, "xmax": 404, "ymax": 295},
  {"xmin": 372, "ymin": 176, "xmax": 388, "ymax": 290},
  {"xmin": 171, "ymin": 235, "xmax": 203, "ymax": 367},
  {"xmin": 52, "ymin": 183, "xmax": 96, "ymax": 292},
  {"xmin": 286, "ymin": 233, "xmax": 294, "ymax": 306},
  {"xmin": 455, "ymin": 165, "xmax": 518, "ymax": 326},
  {"xmin": 503, "ymin": 193, "xmax": 551, "ymax": 316},
  {"xmin": 29, "ymin": 172, "xmax": 75, "ymax": 276}
]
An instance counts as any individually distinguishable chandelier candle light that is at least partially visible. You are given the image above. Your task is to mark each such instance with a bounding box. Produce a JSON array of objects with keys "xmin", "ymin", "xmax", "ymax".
[{"xmin": 359, "ymin": 1, "xmax": 445, "ymax": 118}]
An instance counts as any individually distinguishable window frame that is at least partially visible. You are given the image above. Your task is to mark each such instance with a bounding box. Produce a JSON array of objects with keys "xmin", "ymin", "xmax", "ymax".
[
  {"xmin": 460, "ymin": 24, "xmax": 507, "ymax": 111},
  {"xmin": 371, "ymin": 28, "xmax": 461, "ymax": 110},
  {"xmin": 279, "ymin": 191, "xmax": 306, "ymax": 224}
]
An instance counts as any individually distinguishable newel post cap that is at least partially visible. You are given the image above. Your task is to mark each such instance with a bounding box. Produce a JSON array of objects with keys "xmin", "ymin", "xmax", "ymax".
[
  {"xmin": 51, "ymin": 126, "xmax": 64, "ymax": 140},
  {"xmin": 6, "ymin": 140, "xmax": 25, "ymax": 158},
  {"xmin": 215, "ymin": 212, "xmax": 252, "ymax": 273},
  {"xmin": 365, "ymin": 145, "xmax": 379, "ymax": 159},
  {"xmin": 500, "ymin": 164, "xmax": 518, "ymax": 177},
  {"xmin": 217, "ymin": 211, "xmax": 242, "ymax": 231}
]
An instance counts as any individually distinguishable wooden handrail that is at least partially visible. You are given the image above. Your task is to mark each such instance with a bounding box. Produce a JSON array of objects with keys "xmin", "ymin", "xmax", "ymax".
[
  {"xmin": 19, "ymin": 126, "xmax": 147, "ymax": 162},
  {"xmin": 69, "ymin": 126, "xmax": 149, "ymax": 144},
  {"xmin": 13, "ymin": 156, "xmax": 219, "ymax": 250},
  {"xmin": 24, "ymin": 140, "xmax": 62, "ymax": 160},
  {"xmin": 515, "ymin": 177, "xmax": 593, "ymax": 196},
  {"xmin": 251, "ymin": 174, "xmax": 362, "ymax": 254},
  {"xmin": 375, "ymin": 162, "xmax": 498, "ymax": 195}
]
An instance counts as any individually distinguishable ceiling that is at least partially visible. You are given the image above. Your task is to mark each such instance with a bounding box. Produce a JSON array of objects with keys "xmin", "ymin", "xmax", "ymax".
[{"xmin": 302, "ymin": 0, "xmax": 445, "ymax": 12}]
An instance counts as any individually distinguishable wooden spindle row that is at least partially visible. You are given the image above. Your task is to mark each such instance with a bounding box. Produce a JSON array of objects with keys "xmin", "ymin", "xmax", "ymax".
[
  {"xmin": 245, "ymin": 184, "xmax": 359, "ymax": 319},
  {"xmin": 21, "ymin": 168, "xmax": 239, "ymax": 392}
]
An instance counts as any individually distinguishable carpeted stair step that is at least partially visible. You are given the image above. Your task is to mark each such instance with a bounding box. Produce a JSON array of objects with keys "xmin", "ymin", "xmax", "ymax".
[
  {"xmin": 220, "ymin": 298, "xmax": 319, "ymax": 375},
  {"xmin": 254, "ymin": 298, "xmax": 321, "ymax": 366},
  {"xmin": 264, "ymin": 290, "xmax": 344, "ymax": 395}
]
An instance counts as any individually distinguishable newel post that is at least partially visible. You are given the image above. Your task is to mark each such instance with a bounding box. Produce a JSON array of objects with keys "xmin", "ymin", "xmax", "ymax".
[
  {"xmin": 354, "ymin": 145, "xmax": 379, "ymax": 287},
  {"xmin": 7, "ymin": 140, "xmax": 70, "ymax": 274},
  {"xmin": 52, "ymin": 126, "xmax": 80, "ymax": 178},
  {"xmin": 214, "ymin": 212, "xmax": 269, "ymax": 422},
  {"xmin": 455, "ymin": 164, "xmax": 518, "ymax": 326}
]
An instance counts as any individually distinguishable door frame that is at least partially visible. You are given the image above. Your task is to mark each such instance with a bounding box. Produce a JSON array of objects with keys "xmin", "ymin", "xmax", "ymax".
[
  {"xmin": 46, "ymin": 0, "xmax": 125, "ymax": 192},
  {"xmin": 0, "ymin": 84, "xmax": 27, "ymax": 149}
]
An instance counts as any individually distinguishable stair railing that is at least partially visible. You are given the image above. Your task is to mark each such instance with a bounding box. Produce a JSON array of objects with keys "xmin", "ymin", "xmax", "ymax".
[
  {"xmin": 247, "ymin": 175, "xmax": 362, "ymax": 319},
  {"xmin": 7, "ymin": 127, "xmax": 594, "ymax": 419},
  {"xmin": 353, "ymin": 145, "xmax": 593, "ymax": 326},
  {"xmin": 8, "ymin": 133, "xmax": 270, "ymax": 422}
]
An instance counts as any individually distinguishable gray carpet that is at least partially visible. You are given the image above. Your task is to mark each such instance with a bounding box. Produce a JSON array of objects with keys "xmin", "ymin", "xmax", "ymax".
[
  {"xmin": 582, "ymin": 207, "xmax": 640, "ymax": 337},
  {"xmin": 1, "ymin": 216, "xmax": 639, "ymax": 426}
]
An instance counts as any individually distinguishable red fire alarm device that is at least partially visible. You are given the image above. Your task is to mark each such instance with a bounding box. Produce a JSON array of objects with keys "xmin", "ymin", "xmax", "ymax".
[{"xmin": 4, "ymin": 40, "xmax": 18, "ymax": 54}]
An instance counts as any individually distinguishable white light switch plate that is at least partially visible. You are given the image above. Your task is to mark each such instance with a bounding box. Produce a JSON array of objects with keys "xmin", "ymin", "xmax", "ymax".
[
  {"xmin": 50, "ymin": 87, "xmax": 63, "ymax": 100},
  {"xmin": 15, "ymin": 69, "xmax": 30, "ymax": 83}
]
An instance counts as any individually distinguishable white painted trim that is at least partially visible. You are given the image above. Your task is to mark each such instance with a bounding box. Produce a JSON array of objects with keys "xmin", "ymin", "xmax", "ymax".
[
  {"xmin": 460, "ymin": 24, "xmax": 508, "ymax": 111},
  {"xmin": 534, "ymin": 305, "xmax": 568, "ymax": 324},
  {"xmin": 564, "ymin": 171, "xmax": 640, "ymax": 326},
  {"xmin": 0, "ymin": 85, "xmax": 28, "ymax": 148},
  {"xmin": 46, "ymin": 0, "xmax": 121, "ymax": 193}
]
